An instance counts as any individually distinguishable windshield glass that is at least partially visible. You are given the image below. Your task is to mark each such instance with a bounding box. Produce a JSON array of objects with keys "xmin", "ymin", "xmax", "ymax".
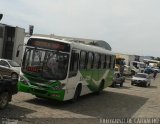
[
  {"xmin": 134, "ymin": 74, "xmax": 147, "ymax": 78},
  {"xmin": 8, "ymin": 60, "xmax": 20, "ymax": 67},
  {"xmin": 22, "ymin": 47, "xmax": 69, "ymax": 80}
]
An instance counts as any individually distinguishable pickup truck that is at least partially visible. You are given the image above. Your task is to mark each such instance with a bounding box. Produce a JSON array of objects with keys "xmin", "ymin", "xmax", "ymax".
[{"xmin": 0, "ymin": 74, "xmax": 18, "ymax": 109}]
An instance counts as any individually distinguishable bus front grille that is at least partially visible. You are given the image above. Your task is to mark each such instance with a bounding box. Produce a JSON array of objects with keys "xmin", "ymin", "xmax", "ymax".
[{"xmin": 32, "ymin": 88, "xmax": 47, "ymax": 94}]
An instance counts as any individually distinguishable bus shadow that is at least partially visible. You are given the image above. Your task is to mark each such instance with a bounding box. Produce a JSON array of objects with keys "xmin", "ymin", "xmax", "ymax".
[
  {"xmin": 133, "ymin": 85, "xmax": 158, "ymax": 89},
  {"xmin": 148, "ymin": 86, "xmax": 158, "ymax": 89},
  {"xmin": 25, "ymin": 91, "xmax": 148, "ymax": 118},
  {"xmin": 0, "ymin": 104, "xmax": 36, "ymax": 118},
  {"xmin": 110, "ymin": 85, "xmax": 131, "ymax": 89}
]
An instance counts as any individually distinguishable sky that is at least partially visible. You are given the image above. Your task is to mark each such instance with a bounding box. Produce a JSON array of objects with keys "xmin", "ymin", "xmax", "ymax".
[{"xmin": 1, "ymin": 0, "xmax": 160, "ymax": 57}]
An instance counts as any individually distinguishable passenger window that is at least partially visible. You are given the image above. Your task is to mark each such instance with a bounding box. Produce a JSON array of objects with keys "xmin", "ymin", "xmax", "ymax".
[
  {"xmin": 113, "ymin": 56, "xmax": 116, "ymax": 69},
  {"xmin": 106, "ymin": 55, "xmax": 110, "ymax": 68},
  {"xmin": 87, "ymin": 52, "xmax": 94, "ymax": 69},
  {"xmin": 69, "ymin": 50, "xmax": 79, "ymax": 77},
  {"xmin": 94, "ymin": 53, "xmax": 100, "ymax": 69},
  {"xmin": 101, "ymin": 54, "xmax": 106, "ymax": 69},
  {"xmin": 80, "ymin": 51, "xmax": 87, "ymax": 69},
  {"xmin": 109, "ymin": 56, "xmax": 112, "ymax": 69},
  {"xmin": 98, "ymin": 54, "xmax": 101, "ymax": 69}
]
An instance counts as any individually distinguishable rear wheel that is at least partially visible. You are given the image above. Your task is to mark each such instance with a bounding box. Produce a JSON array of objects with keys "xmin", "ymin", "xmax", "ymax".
[
  {"xmin": 0, "ymin": 92, "xmax": 9, "ymax": 109},
  {"xmin": 95, "ymin": 81, "xmax": 104, "ymax": 95}
]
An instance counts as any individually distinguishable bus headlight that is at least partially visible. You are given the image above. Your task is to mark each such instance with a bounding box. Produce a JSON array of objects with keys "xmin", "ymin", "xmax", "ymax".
[{"xmin": 52, "ymin": 83, "xmax": 65, "ymax": 90}]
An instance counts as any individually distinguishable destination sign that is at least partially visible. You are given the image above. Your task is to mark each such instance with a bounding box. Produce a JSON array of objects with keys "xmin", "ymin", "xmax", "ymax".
[{"xmin": 27, "ymin": 38, "xmax": 70, "ymax": 52}]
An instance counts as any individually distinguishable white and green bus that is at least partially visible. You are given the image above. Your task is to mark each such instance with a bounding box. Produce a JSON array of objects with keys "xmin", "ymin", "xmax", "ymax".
[{"xmin": 18, "ymin": 36, "xmax": 115, "ymax": 101}]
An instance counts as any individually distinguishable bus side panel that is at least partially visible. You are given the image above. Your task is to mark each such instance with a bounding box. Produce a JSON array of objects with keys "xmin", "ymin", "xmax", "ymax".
[
  {"xmin": 80, "ymin": 69, "xmax": 111, "ymax": 91},
  {"xmin": 105, "ymin": 69, "xmax": 114, "ymax": 87}
]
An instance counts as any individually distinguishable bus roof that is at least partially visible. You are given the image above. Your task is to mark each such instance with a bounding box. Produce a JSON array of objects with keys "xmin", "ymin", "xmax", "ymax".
[
  {"xmin": 71, "ymin": 42, "xmax": 115, "ymax": 55},
  {"xmin": 27, "ymin": 36, "xmax": 115, "ymax": 56},
  {"xmin": 28, "ymin": 36, "xmax": 72, "ymax": 44}
]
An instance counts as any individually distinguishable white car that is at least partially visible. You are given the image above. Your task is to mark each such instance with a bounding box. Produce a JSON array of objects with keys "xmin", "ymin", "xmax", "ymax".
[
  {"xmin": 153, "ymin": 67, "xmax": 160, "ymax": 73},
  {"xmin": 0, "ymin": 59, "xmax": 21, "ymax": 74},
  {"xmin": 131, "ymin": 73, "xmax": 151, "ymax": 87}
]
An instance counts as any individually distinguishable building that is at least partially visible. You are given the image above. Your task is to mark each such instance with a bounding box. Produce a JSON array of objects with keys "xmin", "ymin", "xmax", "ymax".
[
  {"xmin": 0, "ymin": 23, "xmax": 25, "ymax": 64},
  {"xmin": 116, "ymin": 53, "xmax": 145, "ymax": 66}
]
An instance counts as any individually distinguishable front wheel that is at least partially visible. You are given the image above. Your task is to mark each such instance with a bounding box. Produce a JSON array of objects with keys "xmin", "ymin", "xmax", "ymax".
[
  {"xmin": 0, "ymin": 92, "xmax": 9, "ymax": 109},
  {"xmin": 71, "ymin": 85, "xmax": 82, "ymax": 102}
]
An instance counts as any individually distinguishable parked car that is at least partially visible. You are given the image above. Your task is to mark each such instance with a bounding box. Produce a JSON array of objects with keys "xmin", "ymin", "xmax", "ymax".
[
  {"xmin": 131, "ymin": 73, "xmax": 151, "ymax": 87},
  {"xmin": 111, "ymin": 72, "xmax": 125, "ymax": 87},
  {"xmin": 0, "ymin": 59, "xmax": 20, "ymax": 78},
  {"xmin": 153, "ymin": 67, "xmax": 160, "ymax": 73},
  {"xmin": 144, "ymin": 67, "xmax": 154, "ymax": 74},
  {"xmin": 0, "ymin": 73, "xmax": 18, "ymax": 109}
]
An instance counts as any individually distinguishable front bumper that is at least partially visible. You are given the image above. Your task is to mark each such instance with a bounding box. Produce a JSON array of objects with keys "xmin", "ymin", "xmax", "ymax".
[{"xmin": 18, "ymin": 82, "xmax": 65, "ymax": 101}]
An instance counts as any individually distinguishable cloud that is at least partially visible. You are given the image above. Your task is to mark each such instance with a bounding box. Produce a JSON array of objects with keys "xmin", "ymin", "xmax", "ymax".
[{"xmin": 1, "ymin": 0, "xmax": 160, "ymax": 57}]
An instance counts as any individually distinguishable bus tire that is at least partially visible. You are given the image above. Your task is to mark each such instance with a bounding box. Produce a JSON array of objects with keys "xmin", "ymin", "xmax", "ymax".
[
  {"xmin": 112, "ymin": 82, "xmax": 116, "ymax": 88},
  {"xmin": 95, "ymin": 80, "xmax": 104, "ymax": 95},
  {"xmin": 120, "ymin": 82, "xmax": 123, "ymax": 87},
  {"xmin": 0, "ymin": 92, "xmax": 9, "ymax": 109},
  {"xmin": 71, "ymin": 84, "xmax": 82, "ymax": 102}
]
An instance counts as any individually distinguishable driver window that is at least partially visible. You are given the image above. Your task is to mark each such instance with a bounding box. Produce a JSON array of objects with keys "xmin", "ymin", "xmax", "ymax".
[{"xmin": 69, "ymin": 50, "xmax": 79, "ymax": 77}]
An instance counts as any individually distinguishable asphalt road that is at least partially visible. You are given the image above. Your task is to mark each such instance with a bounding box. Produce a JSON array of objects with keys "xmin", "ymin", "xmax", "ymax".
[{"xmin": 0, "ymin": 74, "xmax": 160, "ymax": 124}]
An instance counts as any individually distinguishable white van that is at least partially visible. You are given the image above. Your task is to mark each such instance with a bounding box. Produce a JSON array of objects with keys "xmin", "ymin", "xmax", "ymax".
[{"xmin": 130, "ymin": 61, "xmax": 146, "ymax": 75}]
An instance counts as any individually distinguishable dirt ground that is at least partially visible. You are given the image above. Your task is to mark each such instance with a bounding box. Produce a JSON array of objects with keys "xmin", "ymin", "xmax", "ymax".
[{"xmin": 0, "ymin": 74, "xmax": 160, "ymax": 124}]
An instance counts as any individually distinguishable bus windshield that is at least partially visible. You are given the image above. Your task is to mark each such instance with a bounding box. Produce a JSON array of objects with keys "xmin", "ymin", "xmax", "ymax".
[{"xmin": 22, "ymin": 47, "xmax": 69, "ymax": 80}]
